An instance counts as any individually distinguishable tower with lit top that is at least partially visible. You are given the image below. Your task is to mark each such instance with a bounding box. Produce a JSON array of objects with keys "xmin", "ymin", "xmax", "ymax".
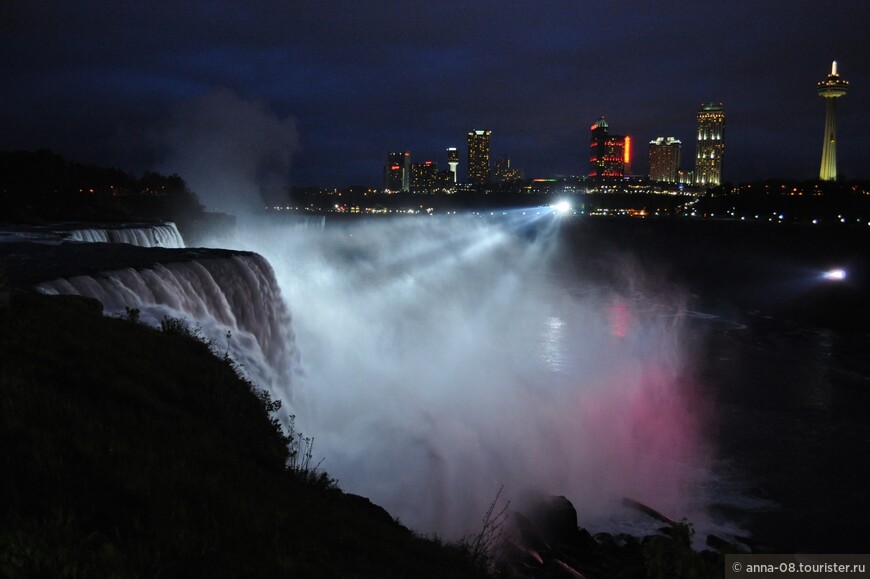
[
  {"xmin": 446, "ymin": 147, "xmax": 459, "ymax": 183},
  {"xmin": 817, "ymin": 60, "xmax": 849, "ymax": 181}
]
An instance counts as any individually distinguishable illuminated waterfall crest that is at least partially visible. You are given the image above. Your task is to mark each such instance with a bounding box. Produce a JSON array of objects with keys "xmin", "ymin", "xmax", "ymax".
[
  {"xmin": 65, "ymin": 223, "xmax": 186, "ymax": 248},
  {"xmin": 36, "ymin": 253, "xmax": 297, "ymax": 408}
]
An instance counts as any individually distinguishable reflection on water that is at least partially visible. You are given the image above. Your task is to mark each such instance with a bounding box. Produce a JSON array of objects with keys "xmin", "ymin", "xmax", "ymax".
[
  {"xmin": 539, "ymin": 315, "xmax": 566, "ymax": 372},
  {"xmin": 544, "ymin": 283, "xmax": 870, "ymax": 552},
  {"xmin": 698, "ymin": 314, "xmax": 870, "ymax": 553}
]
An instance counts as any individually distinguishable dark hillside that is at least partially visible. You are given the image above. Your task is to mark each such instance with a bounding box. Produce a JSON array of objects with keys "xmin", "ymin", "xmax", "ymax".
[
  {"xmin": 0, "ymin": 293, "xmax": 488, "ymax": 578},
  {"xmin": 0, "ymin": 150, "xmax": 232, "ymax": 244}
]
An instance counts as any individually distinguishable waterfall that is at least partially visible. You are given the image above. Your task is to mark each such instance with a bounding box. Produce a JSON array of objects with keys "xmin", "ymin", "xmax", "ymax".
[
  {"xmin": 64, "ymin": 223, "xmax": 186, "ymax": 248},
  {"xmin": 230, "ymin": 215, "xmax": 717, "ymax": 540},
  {"xmin": 36, "ymin": 252, "xmax": 298, "ymax": 410}
]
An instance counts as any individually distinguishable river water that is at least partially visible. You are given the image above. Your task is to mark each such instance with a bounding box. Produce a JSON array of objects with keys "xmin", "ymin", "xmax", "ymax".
[
  {"xmin": 246, "ymin": 213, "xmax": 870, "ymax": 552},
  {"xmin": 556, "ymin": 217, "xmax": 870, "ymax": 552}
]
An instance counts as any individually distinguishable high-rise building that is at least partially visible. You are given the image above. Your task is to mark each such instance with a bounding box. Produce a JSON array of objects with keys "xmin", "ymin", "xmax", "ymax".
[
  {"xmin": 446, "ymin": 147, "xmax": 459, "ymax": 183},
  {"xmin": 493, "ymin": 155, "xmax": 523, "ymax": 183},
  {"xmin": 817, "ymin": 60, "xmax": 849, "ymax": 181},
  {"xmin": 677, "ymin": 170, "xmax": 695, "ymax": 185},
  {"xmin": 411, "ymin": 160, "xmax": 438, "ymax": 192},
  {"xmin": 467, "ymin": 130, "xmax": 491, "ymax": 186},
  {"xmin": 588, "ymin": 117, "xmax": 625, "ymax": 178},
  {"xmin": 402, "ymin": 152, "xmax": 411, "ymax": 191},
  {"xmin": 694, "ymin": 103, "xmax": 725, "ymax": 187},
  {"xmin": 648, "ymin": 137, "xmax": 681, "ymax": 183},
  {"xmin": 384, "ymin": 151, "xmax": 411, "ymax": 192}
]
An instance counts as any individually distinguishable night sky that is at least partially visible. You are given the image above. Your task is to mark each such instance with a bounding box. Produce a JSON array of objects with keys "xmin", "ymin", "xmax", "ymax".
[{"xmin": 2, "ymin": 1, "xmax": 868, "ymax": 196}]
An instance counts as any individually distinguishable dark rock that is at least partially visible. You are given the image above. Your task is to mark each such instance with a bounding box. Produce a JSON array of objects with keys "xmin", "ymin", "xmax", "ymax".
[
  {"xmin": 342, "ymin": 493, "xmax": 401, "ymax": 530},
  {"xmin": 554, "ymin": 558, "xmax": 586, "ymax": 578},
  {"xmin": 533, "ymin": 495, "xmax": 579, "ymax": 546},
  {"xmin": 513, "ymin": 511, "xmax": 551, "ymax": 554},
  {"xmin": 621, "ymin": 496, "xmax": 677, "ymax": 526}
]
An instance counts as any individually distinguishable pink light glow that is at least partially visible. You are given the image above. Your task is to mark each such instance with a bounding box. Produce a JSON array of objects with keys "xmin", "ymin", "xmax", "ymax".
[{"xmin": 608, "ymin": 299, "xmax": 632, "ymax": 337}]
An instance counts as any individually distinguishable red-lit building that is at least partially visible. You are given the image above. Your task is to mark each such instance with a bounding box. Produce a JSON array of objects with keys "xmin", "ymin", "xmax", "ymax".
[
  {"xmin": 384, "ymin": 151, "xmax": 411, "ymax": 192},
  {"xmin": 588, "ymin": 117, "xmax": 627, "ymax": 178}
]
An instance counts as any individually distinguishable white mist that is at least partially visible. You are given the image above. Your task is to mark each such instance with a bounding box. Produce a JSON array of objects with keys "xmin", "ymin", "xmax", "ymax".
[{"xmin": 229, "ymin": 213, "xmax": 712, "ymax": 539}]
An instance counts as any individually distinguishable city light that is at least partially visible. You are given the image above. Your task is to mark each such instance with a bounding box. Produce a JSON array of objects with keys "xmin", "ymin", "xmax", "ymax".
[
  {"xmin": 822, "ymin": 268, "xmax": 847, "ymax": 281},
  {"xmin": 552, "ymin": 200, "xmax": 571, "ymax": 214}
]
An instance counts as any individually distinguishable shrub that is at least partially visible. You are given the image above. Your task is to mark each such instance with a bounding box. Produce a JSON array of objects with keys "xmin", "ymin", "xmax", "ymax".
[{"xmin": 159, "ymin": 315, "xmax": 206, "ymax": 345}]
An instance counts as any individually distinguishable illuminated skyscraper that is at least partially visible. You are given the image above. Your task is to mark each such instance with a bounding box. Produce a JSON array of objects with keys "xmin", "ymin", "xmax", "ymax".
[
  {"xmin": 493, "ymin": 155, "xmax": 523, "ymax": 183},
  {"xmin": 817, "ymin": 60, "xmax": 849, "ymax": 181},
  {"xmin": 694, "ymin": 103, "xmax": 725, "ymax": 187},
  {"xmin": 384, "ymin": 151, "xmax": 411, "ymax": 192},
  {"xmin": 411, "ymin": 160, "xmax": 437, "ymax": 193},
  {"xmin": 467, "ymin": 130, "xmax": 491, "ymax": 186},
  {"xmin": 446, "ymin": 147, "xmax": 459, "ymax": 183},
  {"xmin": 588, "ymin": 117, "xmax": 625, "ymax": 178},
  {"xmin": 648, "ymin": 137, "xmax": 681, "ymax": 183}
]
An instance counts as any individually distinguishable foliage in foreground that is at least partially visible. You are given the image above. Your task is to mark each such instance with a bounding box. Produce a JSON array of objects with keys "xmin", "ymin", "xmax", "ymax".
[
  {"xmin": 0, "ymin": 294, "xmax": 489, "ymax": 578},
  {"xmin": 0, "ymin": 293, "xmax": 731, "ymax": 578}
]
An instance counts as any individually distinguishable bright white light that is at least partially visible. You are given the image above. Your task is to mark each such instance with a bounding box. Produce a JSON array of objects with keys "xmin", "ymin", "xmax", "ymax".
[
  {"xmin": 551, "ymin": 201, "xmax": 571, "ymax": 214},
  {"xmin": 823, "ymin": 268, "xmax": 847, "ymax": 281}
]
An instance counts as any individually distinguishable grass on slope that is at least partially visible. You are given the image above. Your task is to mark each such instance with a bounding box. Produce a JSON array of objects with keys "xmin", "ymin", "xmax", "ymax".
[{"xmin": 0, "ymin": 293, "xmax": 489, "ymax": 578}]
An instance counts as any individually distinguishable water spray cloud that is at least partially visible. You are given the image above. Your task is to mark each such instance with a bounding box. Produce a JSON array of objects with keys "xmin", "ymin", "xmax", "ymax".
[
  {"xmin": 156, "ymin": 89, "xmax": 298, "ymax": 215},
  {"xmin": 226, "ymin": 213, "xmax": 711, "ymax": 539}
]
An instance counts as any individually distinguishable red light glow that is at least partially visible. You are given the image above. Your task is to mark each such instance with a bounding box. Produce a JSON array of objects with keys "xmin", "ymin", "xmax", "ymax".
[{"xmin": 608, "ymin": 300, "xmax": 632, "ymax": 337}]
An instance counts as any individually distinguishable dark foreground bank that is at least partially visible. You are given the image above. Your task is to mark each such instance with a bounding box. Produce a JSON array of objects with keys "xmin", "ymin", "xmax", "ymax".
[
  {"xmin": 0, "ymin": 291, "xmax": 736, "ymax": 578},
  {"xmin": 0, "ymin": 293, "xmax": 491, "ymax": 578}
]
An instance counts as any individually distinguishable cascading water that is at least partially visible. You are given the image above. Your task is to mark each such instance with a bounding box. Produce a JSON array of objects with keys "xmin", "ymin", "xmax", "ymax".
[
  {"xmin": 219, "ymin": 213, "xmax": 724, "ymax": 541},
  {"xmin": 36, "ymin": 253, "xmax": 298, "ymax": 412},
  {"xmin": 64, "ymin": 223, "xmax": 186, "ymax": 248},
  {"xmin": 32, "ymin": 211, "xmax": 728, "ymax": 543},
  {"xmin": 0, "ymin": 223, "xmax": 186, "ymax": 248}
]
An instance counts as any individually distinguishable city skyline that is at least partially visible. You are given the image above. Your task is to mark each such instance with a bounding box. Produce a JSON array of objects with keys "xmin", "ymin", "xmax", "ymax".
[{"xmin": 1, "ymin": 2, "xmax": 867, "ymax": 199}]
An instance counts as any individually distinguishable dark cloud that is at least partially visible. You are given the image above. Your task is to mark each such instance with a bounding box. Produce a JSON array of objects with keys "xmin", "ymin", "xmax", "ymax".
[{"xmin": 1, "ymin": 1, "xmax": 867, "ymax": 188}]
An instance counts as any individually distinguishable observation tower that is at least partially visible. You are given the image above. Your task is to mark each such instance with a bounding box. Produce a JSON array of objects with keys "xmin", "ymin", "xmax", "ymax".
[
  {"xmin": 446, "ymin": 147, "xmax": 459, "ymax": 183},
  {"xmin": 817, "ymin": 61, "xmax": 849, "ymax": 181}
]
